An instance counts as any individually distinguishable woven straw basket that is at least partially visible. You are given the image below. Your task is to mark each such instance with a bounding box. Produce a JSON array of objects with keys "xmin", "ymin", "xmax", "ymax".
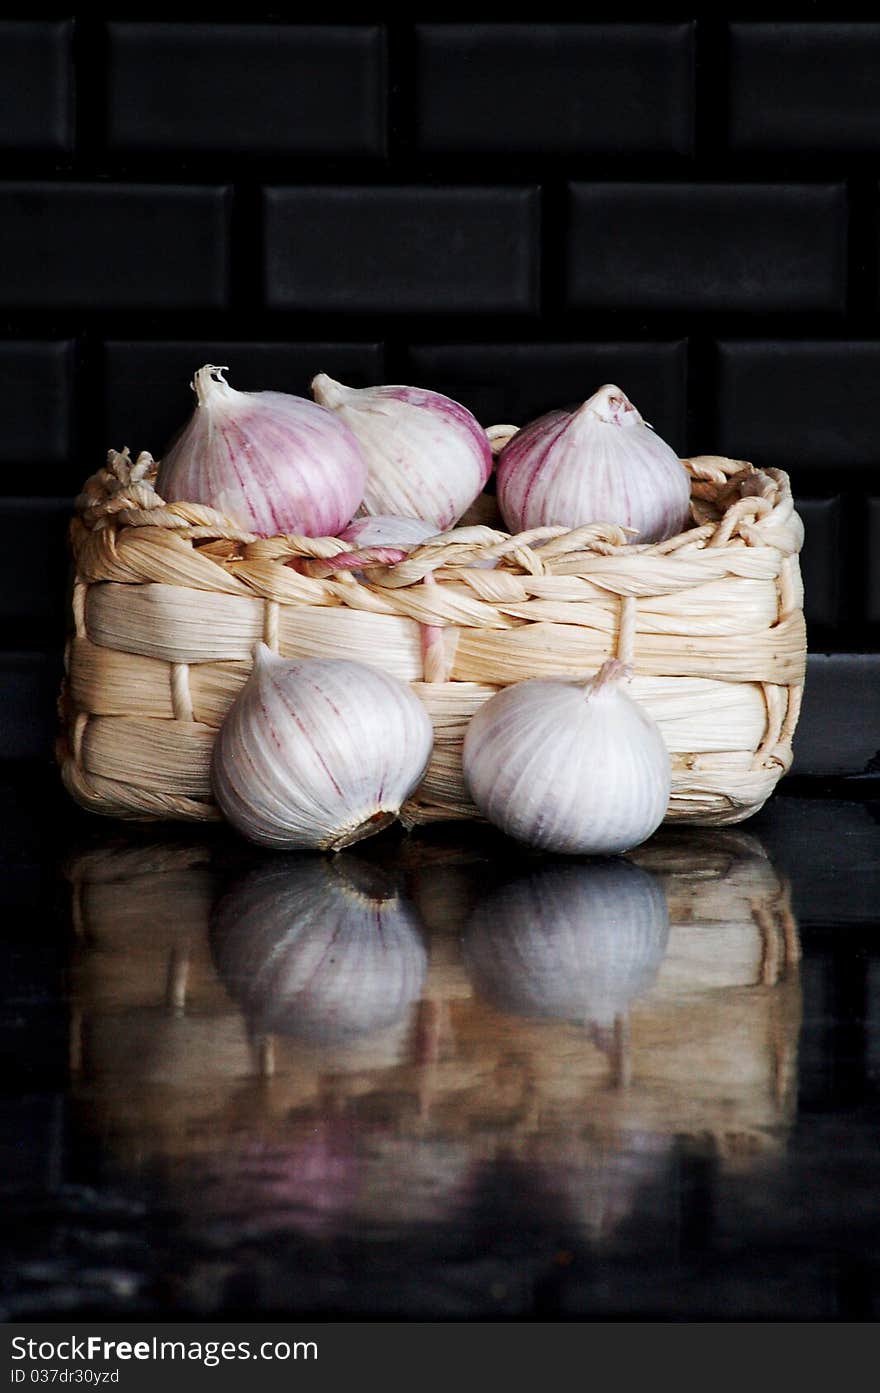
[{"xmin": 58, "ymin": 436, "xmax": 806, "ymax": 829}]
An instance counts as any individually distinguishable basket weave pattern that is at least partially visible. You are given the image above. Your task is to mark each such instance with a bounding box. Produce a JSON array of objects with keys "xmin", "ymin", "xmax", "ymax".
[{"xmin": 58, "ymin": 444, "xmax": 807, "ymax": 828}]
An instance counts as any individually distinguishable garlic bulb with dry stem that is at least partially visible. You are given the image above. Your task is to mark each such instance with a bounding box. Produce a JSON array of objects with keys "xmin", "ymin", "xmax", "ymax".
[
  {"xmin": 212, "ymin": 647, "xmax": 433, "ymax": 850},
  {"xmin": 157, "ymin": 365, "xmax": 366, "ymax": 538},
  {"xmin": 462, "ymin": 659, "xmax": 671, "ymax": 855},
  {"xmin": 311, "ymin": 375, "xmax": 492, "ymax": 530},
  {"xmin": 497, "ymin": 383, "xmax": 691, "ymax": 542}
]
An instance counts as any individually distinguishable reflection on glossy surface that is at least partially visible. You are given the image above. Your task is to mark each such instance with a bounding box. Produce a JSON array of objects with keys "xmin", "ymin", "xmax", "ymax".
[
  {"xmin": 212, "ymin": 858, "xmax": 427, "ymax": 1044},
  {"xmin": 464, "ymin": 859, "xmax": 669, "ymax": 1040},
  {"xmin": 65, "ymin": 825, "xmax": 802, "ymax": 1263}
]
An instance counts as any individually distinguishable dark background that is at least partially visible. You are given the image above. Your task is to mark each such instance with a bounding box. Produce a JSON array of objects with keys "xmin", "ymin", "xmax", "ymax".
[{"xmin": 1, "ymin": 11, "xmax": 878, "ymax": 777}]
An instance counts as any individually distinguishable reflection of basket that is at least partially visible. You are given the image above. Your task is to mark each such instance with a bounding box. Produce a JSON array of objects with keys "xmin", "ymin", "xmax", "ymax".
[
  {"xmin": 58, "ymin": 443, "xmax": 805, "ymax": 828},
  {"xmin": 67, "ymin": 830, "xmax": 801, "ymax": 1216}
]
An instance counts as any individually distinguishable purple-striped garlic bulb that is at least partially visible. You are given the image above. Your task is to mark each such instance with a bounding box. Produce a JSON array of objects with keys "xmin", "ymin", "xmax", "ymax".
[
  {"xmin": 311, "ymin": 375, "xmax": 493, "ymax": 530},
  {"xmin": 496, "ymin": 384, "xmax": 691, "ymax": 543},
  {"xmin": 212, "ymin": 648, "xmax": 434, "ymax": 851},
  {"xmin": 157, "ymin": 365, "xmax": 366, "ymax": 538},
  {"xmin": 462, "ymin": 659, "xmax": 671, "ymax": 856}
]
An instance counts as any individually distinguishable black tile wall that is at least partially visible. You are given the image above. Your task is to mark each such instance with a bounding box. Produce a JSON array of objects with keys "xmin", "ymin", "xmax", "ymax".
[
  {"xmin": 263, "ymin": 186, "xmax": 541, "ymax": 314},
  {"xmin": 0, "ymin": 500, "xmax": 72, "ymax": 644},
  {"xmin": 0, "ymin": 184, "xmax": 230, "ymax": 309},
  {"xmin": 0, "ymin": 653, "xmax": 63, "ymax": 762},
  {"xmin": 405, "ymin": 342, "xmax": 688, "ymax": 447},
  {"xmin": 716, "ymin": 342, "xmax": 880, "ymax": 475},
  {"xmin": 0, "ymin": 342, "xmax": 73, "ymax": 472},
  {"xmin": 798, "ymin": 498, "xmax": 841, "ymax": 631},
  {"xmin": 729, "ymin": 24, "xmax": 880, "ymax": 153},
  {"xmin": 0, "ymin": 15, "xmax": 875, "ymax": 780},
  {"xmin": 565, "ymin": 184, "xmax": 847, "ymax": 314},
  {"xmin": 870, "ymin": 500, "xmax": 880, "ymax": 626},
  {"xmin": 0, "ymin": 22, "xmax": 72, "ymax": 153},
  {"xmin": 107, "ymin": 23, "xmax": 386, "ymax": 157},
  {"xmin": 414, "ymin": 24, "xmax": 694, "ymax": 156},
  {"xmin": 792, "ymin": 656, "xmax": 880, "ymax": 776}
]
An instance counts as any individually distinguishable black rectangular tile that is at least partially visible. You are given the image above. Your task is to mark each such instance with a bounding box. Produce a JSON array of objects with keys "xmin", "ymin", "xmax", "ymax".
[
  {"xmin": 0, "ymin": 342, "xmax": 73, "ymax": 470},
  {"xmin": 716, "ymin": 341, "xmax": 880, "ymax": 474},
  {"xmin": 264, "ymin": 186, "xmax": 540, "ymax": 315},
  {"xmin": 565, "ymin": 184, "xmax": 847, "ymax": 314},
  {"xmin": 0, "ymin": 652, "xmax": 62, "ymax": 761},
  {"xmin": 730, "ymin": 23, "xmax": 880, "ymax": 152},
  {"xmin": 0, "ymin": 184, "xmax": 230, "ymax": 310},
  {"xmin": 869, "ymin": 499, "xmax": 880, "ymax": 624},
  {"xmin": 0, "ymin": 21, "xmax": 72, "ymax": 153},
  {"xmin": 797, "ymin": 498, "xmax": 841, "ymax": 631},
  {"xmin": 752, "ymin": 799, "xmax": 880, "ymax": 927},
  {"xmin": 102, "ymin": 341, "xmax": 385, "ymax": 460},
  {"xmin": 791, "ymin": 654, "xmax": 880, "ymax": 776},
  {"xmin": 405, "ymin": 341, "xmax": 688, "ymax": 448},
  {"xmin": 107, "ymin": 22, "xmax": 385, "ymax": 157},
  {"xmin": 415, "ymin": 23, "xmax": 693, "ymax": 156},
  {"xmin": 0, "ymin": 500, "xmax": 72, "ymax": 641}
]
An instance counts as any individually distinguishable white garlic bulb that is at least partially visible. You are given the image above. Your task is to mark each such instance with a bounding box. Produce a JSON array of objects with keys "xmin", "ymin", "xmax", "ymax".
[
  {"xmin": 212, "ymin": 647, "xmax": 433, "ymax": 850},
  {"xmin": 496, "ymin": 383, "xmax": 691, "ymax": 542},
  {"xmin": 462, "ymin": 659, "xmax": 671, "ymax": 855},
  {"xmin": 212, "ymin": 859, "xmax": 428, "ymax": 1043},
  {"xmin": 158, "ymin": 365, "xmax": 366, "ymax": 538},
  {"xmin": 464, "ymin": 860, "xmax": 669, "ymax": 1032},
  {"xmin": 311, "ymin": 374, "xmax": 492, "ymax": 530}
]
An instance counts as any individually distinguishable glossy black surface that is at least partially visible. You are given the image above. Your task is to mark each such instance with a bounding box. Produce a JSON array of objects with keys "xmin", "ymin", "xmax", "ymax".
[{"xmin": 1, "ymin": 765, "xmax": 878, "ymax": 1320}]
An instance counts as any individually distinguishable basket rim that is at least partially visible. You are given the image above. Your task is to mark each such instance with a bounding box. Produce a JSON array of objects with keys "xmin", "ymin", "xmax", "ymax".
[{"xmin": 71, "ymin": 446, "xmax": 803, "ymax": 589}]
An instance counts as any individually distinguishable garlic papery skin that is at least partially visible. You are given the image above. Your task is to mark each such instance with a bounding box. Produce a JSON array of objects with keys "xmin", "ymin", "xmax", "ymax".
[
  {"xmin": 211, "ymin": 859, "xmax": 427, "ymax": 1045},
  {"xmin": 462, "ymin": 659, "xmax": 671, "ymax": 855},
  {"xmin": 331, "ymin": 514, "xmax": 439, "ymax": 571},
  {"xmin": 338, "ymin": 514, "xmax": 438, "ymax": 551},
  {"xmin": 464, "ymin": 860, "xmax": 669, "ymax": 1034},
  {"xmin": 211, "ymin": 647, "xmax": 434, "ymax": 850},
  {"xmin": 157, "ymin": 365, "xmax": 367, "ymax": 538},
  {"xmin": 311, "ymin": 374, "xmax": 492, "ymax": 530},
  {"xmin": 496, "ymin": 383, "xmax": 691, "ymax": 542}
]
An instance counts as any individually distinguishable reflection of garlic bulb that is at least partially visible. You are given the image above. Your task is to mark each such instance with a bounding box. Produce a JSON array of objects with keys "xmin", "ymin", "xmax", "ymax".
[
  {"xmin": 463, "ymin": 860, "xmax": 669, "ymax": 1031},
  {"xmin": 211, "ymin": 858, "xmax": 428, "ymax": 1044},
  {"xmin": 527, "ymin": 1130, "xmax": 675, "ymax": 1246}
]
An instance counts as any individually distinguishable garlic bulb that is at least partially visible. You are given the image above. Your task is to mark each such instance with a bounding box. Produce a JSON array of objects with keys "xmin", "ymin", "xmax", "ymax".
[
  {"xmin": 311, "ymin": 374, "xmax": 492, "ymax": 530},
  {"xmin": 211, "ymin": 859, "xmax": 428, "ymax": 1043},
  {"xmin": 462, "ymin": 659, "xmax": 671, "ymax": 855},
  {"xmin": 335, "ymin": 514, "xmax": 438, "ymax": 569},
  {"xmin": 337, "ymin": 514, "xmax": 438, "ymax": 550},
  {"xmin": 157, "ymin": 365, "xmax": 366, "ymax": 538},
  {"xmin": 212, "ymin": 647, "xmax": 433, "ymax": 850},
  {"xmin": 496, "ymin": 383, "xmax": 691, "ymax": 542},
  {"xmin": 464, "ymin": 860, "xmax": 669, "ymax": 1033}
]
